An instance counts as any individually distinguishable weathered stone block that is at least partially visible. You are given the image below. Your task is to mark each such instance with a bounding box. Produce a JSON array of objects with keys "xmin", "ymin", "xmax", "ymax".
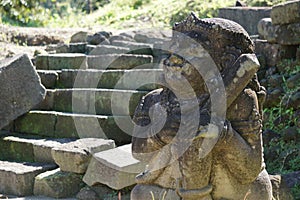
[
  {"xmin": 0, "ymin": 134, "xmax": 73, "ymax": 164},
  {"xmin": 0, "ymin": 135, "xmax": 35, "ymax": 162},
  {"xmin": 109, "ymin": 35, "xmax": 135, "ymax": 43},
  {"xmin": 257, "ymin": 18, "xmax": 276, "ymax": 43},
  {"xmin": 70, "ymin": 31, "xmax": 88, "ymax": 43},
  {"xmin": 57, "ymin": 69, "xmax": 161, "ymax": 90},
  {"xmin": 83, "ymin": 144, "xmax": 146, "ymax": 190},
  {"xmin": 69, "ymin": 43, "xmax": 87, "ymax": 53},
  {"xmin": 87, "ymin": 54, "xmax": 153, "ymax": 69},
  {"xmin": 271, "ymin": 0, "xmax": 300, "ymax": 25},
  {"xmin": 51, "ymin": 138, "xmax": 115, "ymax": 174},
  {"xmin": 254, "ymin": 39, "xmax": 281, "ymax": 66},
  {"xmin": 37, "ymin": 70, "xmax": 58, "ymax": 89},
  {"xmin": 34, "ymin": 168, "xmax": 83, "ymax": 198},
  {"xmin": 36, "ymin": 54, "xmax": 87, "ymax": 70},
  {"xmin": 33, "ymin": 138, "xmax": 76, "ymax": 164},
  {"xmin": 51, "ymin": 88, "xmax": 145, "ymax": 115},
  {"xmin": 133, "ymin": 29, "xmax": 171, "ymax": 44},
  {"xmin": 54, "ymin": 112, "xmax": 108, "ymax": 139},
  {"xmin": 274, "ymin": 23, "xmax": 300, "ymax": 45},
  {"xmin": 218, "ymin": 7, "xmax": 271, "ymax": 35},
  {"xmin": 14, "ymin": 111, "xmax": 57, "ymax": 137},
  {"xmin": 0, "ymin": 161, "xmax": 56, "ymax": 196},
  {"xmin": 87, "ymin": 44, "xmax": 130, "ymax": 55},
  {"xmin": 0, "ymin": 54, "xmax": 46, "ymax": 129},
  {"xmin": 111, "ymin": 40, "xmax": 153, "ymax": 55}
]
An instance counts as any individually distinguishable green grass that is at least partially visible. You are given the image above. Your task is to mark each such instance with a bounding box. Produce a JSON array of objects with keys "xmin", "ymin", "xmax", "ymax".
[{"xmin": 1, "ymin": 0, "xmax": 287, "ymax": 29}]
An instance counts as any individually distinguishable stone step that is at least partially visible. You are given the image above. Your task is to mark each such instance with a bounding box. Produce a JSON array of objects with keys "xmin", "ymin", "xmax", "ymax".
[
  {"xmin": 110, "ymin": 40, "xmax": 153, "ymax": 55},
  {"xmin": 37, "ymin": 68, "xmax": 163, "ymax": 90},
  {"xmin": 35, "ymin": 53, "xmax": 87, "ymax": 70},
  {"xmin": 83, "ymin": 144, "xmax": 146, "ymax": 190},
  {"xmin": 12, "ymin": 111, "xmax": 133, "ymax": 145},
  {"xmin": 35, "ymin": 88, "xmax": 146, "ymax": 116},
  {"xmin": 87, "ymin": 54, "xmax": 153, "ymax": 69},
  {"xmin": 0, "ymin": 161, "xmax": 56, "ymax": 196},
  {"xmin": 0, "ymin": 132, "xmax": 76, "ymax": 164},
  {"xmin": 36, "ymin": 53, "xmax": 153, "ymax": 70},
  {"xmin": 86, "ymin": 44, "xmax": 130, "ymax": 55}
]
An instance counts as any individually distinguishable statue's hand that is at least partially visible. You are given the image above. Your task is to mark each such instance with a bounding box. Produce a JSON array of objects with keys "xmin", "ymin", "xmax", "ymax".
[
  {"xmin": 195, "ymin": 124, "xmax": 219, "ymax": 139},
  {"xmin": 194, "ymin": 120, "xmax": 233, "ymax": 141}
]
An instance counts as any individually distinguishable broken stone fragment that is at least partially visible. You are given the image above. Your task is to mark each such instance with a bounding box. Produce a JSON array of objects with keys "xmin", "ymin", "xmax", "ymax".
[
  {"xmin": 0, "ymin": 54, "xmax": 46, "ymax": 129},
  {"xmin": 51, "ymin": 138, "xmax": 115, "ymax": 174}
]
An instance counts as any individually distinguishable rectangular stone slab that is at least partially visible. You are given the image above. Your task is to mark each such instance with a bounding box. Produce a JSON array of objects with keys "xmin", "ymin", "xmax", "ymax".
[
  {"xmin": 87, "ymin": 54, "xmax": 153, "ymax": 69},
  {"xmin": 110, "ymin": 40, "xmax": 153, "ymax": 55},
  {"xmin": 218, "ymin": 7, "xmax": 271, "ymax": 35},
  {"xmin": 51, "ymin": 88, "xmax": 146, "ymax": 115},
  {"xmin": 51, "ymin": 138, "xmax": 115, "ymax": 174},
  {"xmin": 34, "ymin": 168, "xmax": 83, "ymax": 198},
  {"xmin": 0, "ymin": 133, "xmax": 75, "ymax": 164},
  {"xmin": 0, "ymin": 161, "xmax": 56, "ymax": 196},
  {"xmin": 13, "ymin": 111, "xmax": 132, "ymax": 145},
  {"xmin": 0, "ymin": 54, "xmax": 46, "ymax": 129},
  {"xmin": 56, "ymin": 69, "xmax": 162, "ymax": 90},
  {"xmin": 83, "ymin": 144, "xmax": 146, "ymax": 190},
  {"xmin": 271, "ymin": 0, "xmax": 300, "ymax": 25},
  {"xmin": 35, "ymin": 53, "xmax": 87, "ymax": 70},
  {"xmin": 86, "ymin": 44, "xmax": 130, "ymax": 55}
]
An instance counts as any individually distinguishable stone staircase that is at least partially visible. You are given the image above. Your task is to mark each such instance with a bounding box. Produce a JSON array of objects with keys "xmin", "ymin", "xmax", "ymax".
[{"xmin": 0, "ymin": 30, "xmax": 170, "ymax": 199}]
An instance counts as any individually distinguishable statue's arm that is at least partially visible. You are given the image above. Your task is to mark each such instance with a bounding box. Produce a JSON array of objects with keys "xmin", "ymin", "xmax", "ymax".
[
  {"xmin": 131, "ymin": 89, "xmax": 165, "ymax": 162},
  {"xmin": 216, "ymin": 123, "xmax": 263, "ymax": 184}
]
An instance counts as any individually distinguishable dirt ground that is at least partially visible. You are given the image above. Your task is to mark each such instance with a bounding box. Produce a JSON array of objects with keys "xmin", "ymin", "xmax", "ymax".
[{"xmin": 0, "ymin": 24, "xmax": 109, "ymax": 60}]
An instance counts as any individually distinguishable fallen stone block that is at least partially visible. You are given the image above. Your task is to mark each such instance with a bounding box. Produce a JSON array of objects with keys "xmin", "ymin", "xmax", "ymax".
[
  {"xmin": 87, "ymin": 54, "xmax": 153, "ymax": 69},
  {"xmin": 218, "ymin": 7, "xmax": 271, "ymax": 35},
  {"xmin": 83, "ymin": 144, "xmax": 146, "ymax": 190},
  {"xmin": 87, "ymin": 44, "xmax": 130, "ymax": 55},
  {"xmin": 0, "ymin": 161, "xmax": 56, "ymax": 196},
  {"xmin": 34, "ymin": 168, "xmax": 83, "ymax": 198},
  {"xmin": 51, "ymin": 138, "xmax": 115, "ymax": 174},
  {"xmin": 274, "ymin": 22, "xmax": 300, "ymax": 45},
  {"xmin": 33, "ymin": 138, "xmax": 76, "ymax": 164},
  {"xmin": 111, "ymin": 40, "xmax": 153, "ymax": 55},
  {"xmin": 271, "ymin": 0, "xmax": 300, "ymax": 25},
  {"xmin": 35, "ymin": 53, "xmax": 87, "ymax": 70},
  {"xmin": 70, "ymin": 31, "xmax": 88, "ymax": 43},
  {"xmin": 0, "ymin": 54, "xmax": 46, "ymax": 129}
]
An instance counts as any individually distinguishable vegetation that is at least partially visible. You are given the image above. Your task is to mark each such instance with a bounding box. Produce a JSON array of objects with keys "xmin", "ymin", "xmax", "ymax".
[
  {"xmin": 263, "ymin": 59, "xmax": 300, "ymax": 198},
  {"xmin": 0, "ymin": 0, "xmax": 288, "ymax": 29}
]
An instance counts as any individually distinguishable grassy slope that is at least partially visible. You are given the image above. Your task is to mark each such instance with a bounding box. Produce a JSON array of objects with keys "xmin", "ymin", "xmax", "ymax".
[{"xmin": 43, "ymin": 0, "xmax": 237, "ymax": 29}]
